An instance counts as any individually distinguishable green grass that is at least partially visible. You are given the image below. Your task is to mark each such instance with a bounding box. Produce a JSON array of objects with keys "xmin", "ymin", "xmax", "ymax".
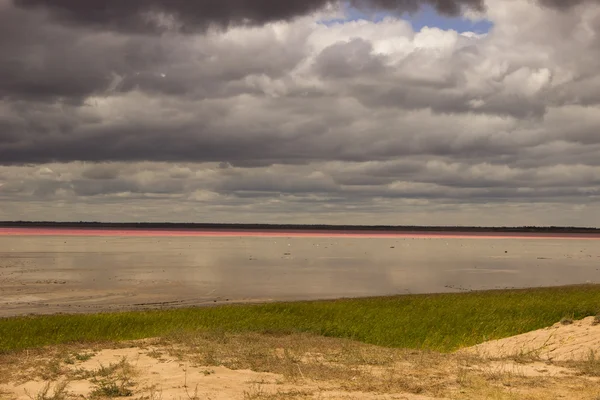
[{"xmin": 2, "ymin": 285, "xmax": 600, "ymax": 353}]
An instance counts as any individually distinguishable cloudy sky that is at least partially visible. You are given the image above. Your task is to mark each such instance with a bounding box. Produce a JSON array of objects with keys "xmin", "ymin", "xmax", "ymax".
[{"xmin": 1, "ymin": 0, "xmax": 600, "ymax": 226}]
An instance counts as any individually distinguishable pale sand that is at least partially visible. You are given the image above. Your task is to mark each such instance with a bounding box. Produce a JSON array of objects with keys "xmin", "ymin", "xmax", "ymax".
[
  {"xmin": 463, "ymin": 316, "xmax": 600, "ymax": 361},
  {"xmin": 2, "ymin": 323, "xmax": 600, "ymax": 400},
  {"xmin": 1, "ymin": 346, "xmax": 443, "ymax": 400}
]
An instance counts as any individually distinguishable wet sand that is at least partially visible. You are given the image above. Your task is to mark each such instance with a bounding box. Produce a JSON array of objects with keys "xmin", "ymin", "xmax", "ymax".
[{"xmin": 1, "ymin": 230, "xmax": 600, "ymax": 317}]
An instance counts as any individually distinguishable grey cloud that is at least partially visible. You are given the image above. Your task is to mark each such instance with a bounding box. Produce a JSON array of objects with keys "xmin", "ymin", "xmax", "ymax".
[
  {"xmin": 216, "ymin": 172, "xmax": 336, "ymax": 194},
  {"xmin": 13, "ymin": 0, "xmax": 599, "ymax": 34},
  {"xmin": 314, "ymin": 39, "xmax": 388, "ymax": 78},
  {"xmin": 2, "ymin": 160, "xmax": 599, "ymax": 225},
  {"xmin": 2, "ymin": 92, "xmax": 599, "ymax": 166},
  {"xmin": 325, "ymin": 159, "xmax": 600, "ymax": 194},
  {"xmin": 0, "ymin": 3, "xmax": 310, "ymax": 104},
  {"xmin": 13, "ymin": 0, "xmax": 332, "ymax": 33},
  {"xmin": 0, "ymin": 6, "xmax": 132, "ymax": 103},
  {"xmin": 315, "ymin": 42, "xmax": 553, "ymax": 118},
  {"xmin": 0, "ymin": 121, "xmax": 20, "ymax": 144},
  {"xmin": 12, "ymin": 0, "xmax": 485, "ymax": 33},
  {"xmin": 537, "ymin": 0, "xmax": 590, "ymax": 9},
  {"xmin": 3, "ymin": 160, "xmax": 600, "ymax": 205},
  {"xmin": 168, "ymin": 166, "xmax": 195, "ymax": 179},
  {"xmin": 81, "ymin": 164, "xmax": 121, "ymax": 180},
  {"xmin": 71, "ymin": 178, "xmax": 185, "ymax": 197}
]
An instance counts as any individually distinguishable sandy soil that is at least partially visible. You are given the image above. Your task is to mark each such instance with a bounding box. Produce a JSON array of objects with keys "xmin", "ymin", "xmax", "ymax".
[
  {"xmin": 464, "ymin": 316, "xmax": 600, "ymax": 361},
  {"xmin": 1, "ymin": 346, "xmax": 437, "ymax": 400},
  {"xmin": 0, "ymin": 343, "xmax": 446, "ymax": 400},
  {"xmin": 2, "ymin": 320, "xmax": 600, "ymax": 400}
]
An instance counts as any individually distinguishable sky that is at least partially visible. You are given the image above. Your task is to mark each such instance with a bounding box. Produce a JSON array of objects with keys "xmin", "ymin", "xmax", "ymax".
[
  {"xmin": 1, "ymin": 0, "xmax": 600, "ymax": 226},
  {"xmin": 338, "ymin": 3, "xmax": 493, "ymax": 33}
]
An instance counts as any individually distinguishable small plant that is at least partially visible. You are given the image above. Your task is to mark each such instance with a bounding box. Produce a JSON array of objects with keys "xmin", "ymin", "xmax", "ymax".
[
  {"xmin": 243, "ymin": 384, "xmax": 267, "ymax": 400},
  {"xmin": 592, "ymin": 314, "xmax": 600, "ymax": 326},
  {"xmin": 26, "ymin": 381, "xmax": 69, "ymax": 400},
  {"xmin": 575, "ymin": 350, "xmax": 600, "ymax": 377},
  {"xmin": 39, "ymin": 359, "xmax": 64, "ymax": 381},
  {"xmin": 137, "ymin": 386, "xmax": 163, "ymax": 400},
  {"xmin": 89, "ymin": 358, "xmax": 136, "ymax": 398},
  {"xmin": 184, "ymin": 384, "xmax": 200, "ymax": 400},
  {"xmin": 202, "ymin": 369, "xmax": 215, "ymax": 376},
  {"xmin": 147, "ymin": 349, "xmax": 163, "ymax": 359},
  {"xmin": 74, "ymin": 352, "xmax": 94, "ymax": 362},
  {"xmin": 96, "ymin": 358, "xmax": 128, "ymax": 377},
  {"xmin": 90, "ymin": 379, "xmax": 134, "ymax": 398},
  {"xmin": 560, "ymin": 317, "xmax": 573, "ymax": 325}
]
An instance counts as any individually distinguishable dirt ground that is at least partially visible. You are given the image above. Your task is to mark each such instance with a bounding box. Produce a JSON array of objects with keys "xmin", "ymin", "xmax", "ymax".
[{"xmin": 2, "ymin": 318, "xmax": 600, "ymax": 400}]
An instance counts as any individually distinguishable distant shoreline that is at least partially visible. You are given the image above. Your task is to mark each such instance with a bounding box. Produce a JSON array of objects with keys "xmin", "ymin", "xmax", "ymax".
[
  {"xmin": 1, "ymin": 226, "xmax": 600, "ymax": 239},
  {"xmin": 1, "ymin": 221, "xmax": 599, "ymax": 234}
]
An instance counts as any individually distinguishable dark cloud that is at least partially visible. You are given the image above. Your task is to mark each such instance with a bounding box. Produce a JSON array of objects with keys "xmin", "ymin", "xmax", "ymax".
[
  {"xmin": 0, "ymin": 2, "xmax": 311, "ymax": 104},
  {"xmin": 537, "ymin": 0, "xmax": 589, "ymax": 9},
  {"xmin": 12, "ymin": 0, "xmax": 600, "ymax": 35},
  {"xmin": 0, "ymin": 10, "xmax": 96, "ymax": 102},
  {"xmin": 13, "ymin": 0, "xmax": 485, "ymax": 33}
]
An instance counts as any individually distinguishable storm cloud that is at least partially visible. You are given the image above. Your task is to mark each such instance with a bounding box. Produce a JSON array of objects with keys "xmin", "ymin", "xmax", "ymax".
[
  {"xmin": 12, "ymin": 0, "xmax": 485, "ymax": 33},
  {"xmin": 12, "ymin": 0, "xmax": 596, "ymax": 33},
  {"xmin": 1, "ymin": 0, "xmax": 600, "ymax": 225}
]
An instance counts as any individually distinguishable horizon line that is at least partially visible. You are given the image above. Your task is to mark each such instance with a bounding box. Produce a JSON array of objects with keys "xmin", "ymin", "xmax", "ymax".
[{"xmin": 1, "ymin": 221, "xmax": 599, "ymax": 231}]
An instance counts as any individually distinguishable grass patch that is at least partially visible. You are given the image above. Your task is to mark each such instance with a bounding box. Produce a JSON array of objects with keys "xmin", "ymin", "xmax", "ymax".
[{"xmin": 1, "ymin": 285, "xmax": 600, "ymax": 353}]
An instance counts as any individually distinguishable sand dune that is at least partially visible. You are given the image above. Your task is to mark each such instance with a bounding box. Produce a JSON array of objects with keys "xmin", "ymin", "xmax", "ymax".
[{"xmin": 464, "ymin": 316, "xmax": 600, "ymax": 361}]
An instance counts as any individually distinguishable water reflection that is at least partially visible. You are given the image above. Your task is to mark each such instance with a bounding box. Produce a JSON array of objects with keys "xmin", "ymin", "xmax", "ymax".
[{"xmin": 0, "ymin": 235, "xmax": 599, "ymax": 316}]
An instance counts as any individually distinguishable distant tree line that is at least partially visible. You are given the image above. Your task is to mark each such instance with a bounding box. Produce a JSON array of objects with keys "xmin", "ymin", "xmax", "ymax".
[{"xmin": 0, "ymin": 221, "xmax": 599, "ymax": 233}]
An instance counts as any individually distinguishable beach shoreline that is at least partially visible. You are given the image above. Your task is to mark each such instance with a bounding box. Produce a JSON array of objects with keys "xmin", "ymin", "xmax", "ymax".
[{"xmin": 2, "ymin": 227, "xmax": 600, "ymax": 239}]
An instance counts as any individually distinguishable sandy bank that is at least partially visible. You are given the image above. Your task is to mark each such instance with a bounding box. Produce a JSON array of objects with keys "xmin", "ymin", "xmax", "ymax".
[
  {"xmin": 463, "ymin": 315, "xmax": 600, "ymax": 361},
  {"xmin": 2, "ymin": 320, "xmax": 600, "ymax": 399}
]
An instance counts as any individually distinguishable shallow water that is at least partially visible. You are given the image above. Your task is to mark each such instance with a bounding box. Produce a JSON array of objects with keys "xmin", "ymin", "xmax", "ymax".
[{"xmin": 1, "ymin": 234, "xmax": 600, "ymax": 316}]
